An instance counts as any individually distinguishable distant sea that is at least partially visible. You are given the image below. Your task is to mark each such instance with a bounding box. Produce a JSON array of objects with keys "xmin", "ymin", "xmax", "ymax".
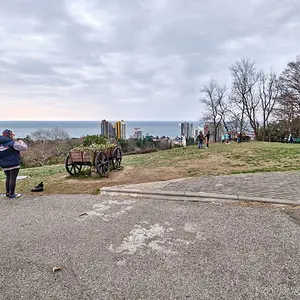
[{"xmin": 0, "ymin": 121, "xmax": 203, "ymax": 139}]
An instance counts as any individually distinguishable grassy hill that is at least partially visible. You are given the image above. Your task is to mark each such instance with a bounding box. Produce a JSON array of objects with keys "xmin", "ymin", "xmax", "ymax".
[{"xmin": 1, "ymin": 142, "xmax": 300, "ymax": 195}]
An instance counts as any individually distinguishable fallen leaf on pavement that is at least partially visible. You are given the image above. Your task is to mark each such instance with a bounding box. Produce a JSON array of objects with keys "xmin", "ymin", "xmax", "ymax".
[
  {"xmin": 79, "ymin": 212, "xmax": 88, "ymax": 217},
  {"xmin": 52, "ymin": 267, "xmax": 62, "ymax": 273}
]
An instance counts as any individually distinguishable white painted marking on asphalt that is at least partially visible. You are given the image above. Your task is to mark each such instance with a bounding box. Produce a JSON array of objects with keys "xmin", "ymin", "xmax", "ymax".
[
  {"xmin": 148, "ymin": 240, "xmax": 177, "ymax": 255},
  {"xmin": 184, "ymin": 223, "xmax": 207, "ymax": 241},
  {"xmin": 109, "ymin": 222, "xmax": 184, "ymax": 256},
  {"xmin": 77, "ymin": 199, "xmax": 136, "ymax": 221},
  {"xmin": 88, "ymin": 204, "xmax": 111, "ymax": 217},
  {"xmin": 166, "ymin": 227, "xmax": 174, "ymax": 232},
  {"xmin": 106, "ymin": 199, "xmax": 135, "ymax": 205},
  {"xmin": 176, "ymin": 238, "xmax": 192, "ymax": 245},
  {"xmin": 110, "ymin": 223, "xmax": 165, "ymax": 255},
  {"xmin": 116, "ymin": 259, "xmax": 127, "ymax": 266}
]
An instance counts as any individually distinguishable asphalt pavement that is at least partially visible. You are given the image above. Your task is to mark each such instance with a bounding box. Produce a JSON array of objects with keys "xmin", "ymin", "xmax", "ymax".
[{"xmin": 1, "ymin": 194, "xmax": 300, "ymax": 300}]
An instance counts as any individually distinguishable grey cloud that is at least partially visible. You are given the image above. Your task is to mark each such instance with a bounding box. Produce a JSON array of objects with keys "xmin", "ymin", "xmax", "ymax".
[
  {"xmin": 0, "ymin": 58, "xmax": 55, "ymax": 75},
  {"xmin": 0, "ymin": 0, "xmax": 300, "ymax": 120}
]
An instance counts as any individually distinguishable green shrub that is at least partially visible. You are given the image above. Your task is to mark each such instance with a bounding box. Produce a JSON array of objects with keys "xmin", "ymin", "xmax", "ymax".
[
  {"xmin": 117, "ymin": 139, "xmax": 129, "ymax": 152},
  {"xmin": 83, "ymin": 135, "xmax": 109, "ymax": 146}
]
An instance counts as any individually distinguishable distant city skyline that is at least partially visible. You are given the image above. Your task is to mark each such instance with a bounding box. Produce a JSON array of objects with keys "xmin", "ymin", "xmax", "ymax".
[
  {"xmin": 100, "ymin": 119, "xmax": 127, "ymax": 139},
  {"xmin": 0, "ymin": 120, "xmax": 205, "ymax": 139},
  {"xmin": 1, "ymin": 119, "xmax": 202, "ymax": 122}
]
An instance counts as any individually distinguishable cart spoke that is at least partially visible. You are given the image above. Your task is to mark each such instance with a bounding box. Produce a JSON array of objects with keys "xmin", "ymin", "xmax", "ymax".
[
  {"xmin": 95, "ymin": 151, "xmax": 110, "ymax": 176},
  {"xmin": 65, "ymin": 154, "xmax": 83, "ymax": 176},
  {"xmin": 74, "ymin": 165, "xmax": 81, "ymax": 172},
  {"xmin": 112, "ymin": 147, "xmax": 122, "ymax": 169},
  {"xmin": 103, "ymin": 163, "xmax": 109, "ymax": 172}
]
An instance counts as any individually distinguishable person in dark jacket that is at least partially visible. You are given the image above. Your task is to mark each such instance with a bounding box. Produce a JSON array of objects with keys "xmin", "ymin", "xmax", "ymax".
[
  {"xmin": 197, "ymin": 131, "xmax": 204, "ymax": 149},
  {"xmin": 205, "ymin": 131, "xmax": 210, "ymax": 148},
  {"xmin": 0, "ymin": 129, "xmax": 28, "ymax": 198}
]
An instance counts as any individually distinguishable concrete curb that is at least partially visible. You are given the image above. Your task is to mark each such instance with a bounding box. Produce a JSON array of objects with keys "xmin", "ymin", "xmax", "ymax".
[{"xmin": 100, "ymin": 187, "xmax": 300, "ymax": 206}]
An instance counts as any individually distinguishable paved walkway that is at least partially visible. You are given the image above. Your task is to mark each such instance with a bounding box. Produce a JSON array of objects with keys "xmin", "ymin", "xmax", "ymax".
[
  {"xmin": 1, "ymin": 193, "xmax": 300, "ymax": 299},
  {"xmin": 104, "ymin": 171, "xmax": 300, "ymax": 202}
]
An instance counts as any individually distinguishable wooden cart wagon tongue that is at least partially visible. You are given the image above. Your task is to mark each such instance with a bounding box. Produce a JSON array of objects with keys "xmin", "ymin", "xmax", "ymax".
[{"xmin": 65, "ymin": 146, "xmax": 122, "ymax": 177}]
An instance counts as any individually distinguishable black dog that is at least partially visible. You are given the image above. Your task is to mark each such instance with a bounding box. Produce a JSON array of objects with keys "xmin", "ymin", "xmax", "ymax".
[{"xmin": 31, "ymin": 182, "xmax": 44, "ymax": 192}]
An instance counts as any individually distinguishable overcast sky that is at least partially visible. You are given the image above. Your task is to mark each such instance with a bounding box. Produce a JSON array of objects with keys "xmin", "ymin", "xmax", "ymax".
[{"xmin": 0, "ymin": 0, "xmax": 299, "ymax": 121}]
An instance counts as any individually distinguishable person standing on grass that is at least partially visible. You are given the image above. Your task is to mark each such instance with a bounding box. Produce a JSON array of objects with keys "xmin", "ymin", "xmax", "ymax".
[
  {"xmin": 0, "ymin": 129, "xmax": 28, "ymax": 198},
  {"xmin": 205, "ymin": 130, "xmax": 210, "ymax": 148},
  {"xmin": 197, "ymin": 131, "xmax": 204, "ymax": 149},
  {"xmin": 237, "ymin": 132, "xmax": 242, "ymax": 143},
  {"xmin": 225, "ymin": 132, "xmax": 229, "ymax": 143}
]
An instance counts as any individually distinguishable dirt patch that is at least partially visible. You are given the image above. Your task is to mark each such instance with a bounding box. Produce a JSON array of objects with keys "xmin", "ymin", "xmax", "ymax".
[
  {"xmin": 53, "ymin": 156, "xmax": 254, "ymax": 194},
  {"xmin": 64, "ymin": 166, "xmax": 184, "ymax": 190}
]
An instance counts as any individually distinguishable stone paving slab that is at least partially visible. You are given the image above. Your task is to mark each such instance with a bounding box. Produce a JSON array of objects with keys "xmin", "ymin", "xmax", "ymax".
[{"xmin": 104, "ymin": 171, "xmax": 300, "ymax": 202}]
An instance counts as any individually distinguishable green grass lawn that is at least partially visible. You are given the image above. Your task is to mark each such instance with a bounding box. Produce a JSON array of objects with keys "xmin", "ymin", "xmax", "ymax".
[
  {"xmin": 1, "ymin": 142, "xmax": 300, "ymax": 195},
  {"xmin": 123, "ymin": 141, "xmax": 300, "ymax": 171}
]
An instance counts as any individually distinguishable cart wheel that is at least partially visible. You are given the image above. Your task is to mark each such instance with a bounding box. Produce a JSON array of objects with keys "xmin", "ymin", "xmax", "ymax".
[
  {"xmin": 95, "ymin": 151, "xmax": 110, "ymax": 176},
  {"xmin": 65, "ymin": 154, "xmax": 82, "ymax": 176},
  {"xmin": 112, "ymin": 146, "xmax": 122, "ymax": 169}
]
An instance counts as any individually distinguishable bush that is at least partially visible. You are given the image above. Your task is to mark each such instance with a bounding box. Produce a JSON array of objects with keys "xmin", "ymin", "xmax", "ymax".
[
  {"xmin": 83, "ymin": 135, "xmax": 108, "ymax": 146},
  {"xmin": 21, "ymin": 139, "xmax": 76, "ymax": 167},
  {"xmin": 30, "ymin": 127, "xmax": 69, "ymax": 141},
  {"xmin": 117, "ymin": 139, "xmax": 129, "ymax": 152},
  {"xmin": 21, "ymin": 128, "xmax": 81, "ymax": 168}
]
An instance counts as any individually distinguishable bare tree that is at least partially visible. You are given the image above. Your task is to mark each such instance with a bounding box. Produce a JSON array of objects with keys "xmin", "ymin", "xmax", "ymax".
[
  {"xmin": 271, "ymin": 55, "xmax": 300, "ymax": 138},
  {"xmin": 226, "ymin": 103, "xmax": 249, "ymax": 134},
  {"xmin": 274, "ymin": 92, "xmax": 298, "ymax": 136},
  {"xmin": 47, "ymin": 127, "xmax": 69, "ymax": 141},
  {"xmin": 230, "ymin": 58, "xmax": 260, "ymax": 140},
  {"xmin": 280, "ymin": 56, "xmax": 300, "ymax": 99},
  {"xmin": 24, "ymin": 128, "xmax": 71, "ymax": 166},
  {"xmin": 259, "ymin": 71, "xmax": 279, "ymax": 141},
  {"xmin": 278, "ymin": 56, "xmax": 300, "ymax": 118},
  {"xmin": 30, "ymin": 127, "xmax": 69, "ymax": 141},
  {"xmin": 30, "ymin": 129, "xmax": 49, "ymax": 141},
  {"xmin": 200, "ymin": 80, "xmax": 227, "ymax": 142}
]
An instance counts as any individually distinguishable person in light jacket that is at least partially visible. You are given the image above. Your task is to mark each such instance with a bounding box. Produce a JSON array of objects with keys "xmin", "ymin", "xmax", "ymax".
[{"xmin": 0, "ymin": 129, "xmax": 28, "ymax": 198}]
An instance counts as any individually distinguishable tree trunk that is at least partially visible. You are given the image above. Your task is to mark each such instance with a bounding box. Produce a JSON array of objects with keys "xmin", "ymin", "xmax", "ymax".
[
  {"xmin": 254, "ymin": 129, "xmax": 259, "ymax": 141},
  {"xmin": 262, "ymin": 120, "xmax": 266, "ymax": 142},
  {"xmin": 239, "ymin": 110, "xmax": 244, "ymax": 133},
  {"xmin": 214, "ymin": 121, "xmax": 217, "ymax": 142}
]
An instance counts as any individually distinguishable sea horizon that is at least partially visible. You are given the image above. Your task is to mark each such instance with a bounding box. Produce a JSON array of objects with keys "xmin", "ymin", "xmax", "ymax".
[
  {"xmin": 0, "ymin": 120, "xmax": 204, "ymax": 139},
  {"xmin": 1, "ymin": 119, "xmax": 200, "ymax": 122}
]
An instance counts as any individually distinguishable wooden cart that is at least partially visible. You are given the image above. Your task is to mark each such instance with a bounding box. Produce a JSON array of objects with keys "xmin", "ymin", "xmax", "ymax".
[{"xmin": 65, "ymin": 146, "xmax": 122, "ymax": 177}]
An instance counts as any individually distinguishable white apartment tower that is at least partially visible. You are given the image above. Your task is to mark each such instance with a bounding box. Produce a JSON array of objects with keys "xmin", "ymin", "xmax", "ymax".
[{"xmin": 121, "ymin": 120, "xmax": 126, "ymax": 139}]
